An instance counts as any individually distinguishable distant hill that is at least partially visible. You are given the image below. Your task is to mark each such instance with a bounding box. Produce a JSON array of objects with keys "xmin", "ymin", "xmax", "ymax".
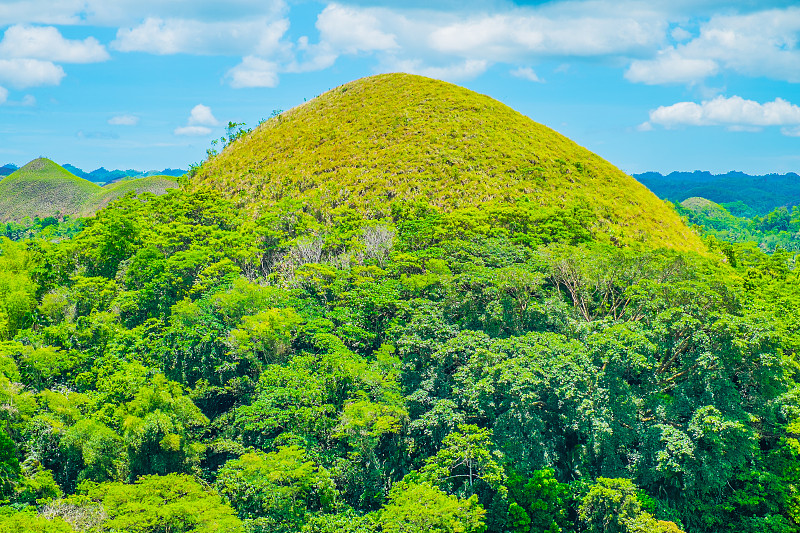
[
  {"xmin": 191, "ymin": 73, "xmax": 704, "ymax": 252},
  {"xmin": 0, "ymin": 158, "xmax": 179, "ymax": 221},
  {"xmin": 635, "ymin": 171, "xmax": 800, "ymax": 215},
  {"xmin": 62, "ymin": 164, "xmax": 186, "ymax": 184},
  {"xmin": 0, "ymin": 164, "xmax": 17, "ymax": 177}
]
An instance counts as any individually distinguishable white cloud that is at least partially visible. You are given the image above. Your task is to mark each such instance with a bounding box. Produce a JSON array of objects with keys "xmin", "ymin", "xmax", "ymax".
[
  {"xmin": 0, "ymin": 25, "xmax": 109, "ymax": 63},
  {"xmin": 428, "ymin": 13, "xmax": 665, "ymax": 60},
  {"xmin": 0, "ymin": 86, "xmax": 7, "ymax": 104},
  {"xmin": 0, "ymin": 58, "xmax": 64, "ymax": 88},
  {"xmin": 226, "ymin": 56, "xmax": 279, "ymax": 88},
  {"xmin": 304, "ymin": 3, "xmax": 668, "ymax": 79},
  {"xmin": 625, "ymin": 48, "xmax": 718, "ymax": 84},
  {"xmin": 0, "ymin": 0, "xmax": 288, "ymax": 27},
  {"xmin": 108, "ymin": 114, "xmax": 139, "ymax": 126},
  {"xmin": 384, "ymin": 58, "xmax": 489, "ymax": 81},
  {"xmin": 646, "ymin": 95, "xmax": 800, "ymax": 136},
  {"xmin": 670, "ymin": 26, "xmax": 692, "ymax": 42},
  {"xmin": 112, "ymin": 16, "xmax": 289, "ymax": 56},
  {"xmin": 316, "ymin": 4, "xmax": 399, "ymax": 54},
  {"xmin": 510, "ymin": 66, "xmax": 542, "ymax": 82},
  {"xmin": 188, "ymin": 104, "xmax": 219, "ymax": 126},
  {"xmin": 21, "ymin": 94, "xmax": 35, "ymax": 106},
  {"xmin": 627, "ymin": 7, "xmax": 800, "ymax": 84},
  {"xmin": 175, "ymin": 104, "xmax": 218, "ymax": 136},
  {"xmin": 174, "ymin": 125, "xmax": 212, "ymax": 136}
]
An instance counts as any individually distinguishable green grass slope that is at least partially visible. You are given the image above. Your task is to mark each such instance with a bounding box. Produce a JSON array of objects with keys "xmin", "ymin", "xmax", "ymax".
[
  {"xmin": 680, "ymin": 197, "xmax": 729, "ymax": 217},
  {"xmin": 96, "ymin": 176, "xmax": 180, "ymax": 210},
  {"xmin": 0, "ymin": 158, "xmax": 102, "ymax": 221},
  {"xmin": 0, "ymin": 158, "xmax": 178, "ymax": 221},
  {"xmin": 191, "ymin": 73, "xmax": 704, "ymax": 252}
]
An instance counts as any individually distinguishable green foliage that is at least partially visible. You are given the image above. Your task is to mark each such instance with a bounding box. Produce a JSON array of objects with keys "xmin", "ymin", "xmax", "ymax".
[
  {"xmin": 2, "ymin": 98, "xmax": 800, "ymax": 533},
  {"xmin": 675, "ymin": 198, "xmax": 800, "ymax": 252},
  {"xmin": 13, "ymin": 466, "xmax": 61, "ymax": 505},
  {"xmin": 77, "ymin": 473, "xmax": 243, "ymax": 532},
  {"xmin": 216, "ymin": 446, "xmax": 336, "ymax": 530},
  {"xmin": 379, "ymin": 480, "xmax": 486, "ymax": 533},
  {"xmin": 0, "ymin": 508, "xmax": 74, "ymax": 532},
  {"xmin": 507, "ymin": 469, "xmax": 568, "ymax": 533},
  {"xmin": 578, "ymin": 478, "xmax": 684, "ymax": 533}
]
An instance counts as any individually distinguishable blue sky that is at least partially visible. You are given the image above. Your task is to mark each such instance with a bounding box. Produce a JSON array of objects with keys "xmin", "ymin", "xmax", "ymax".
[{"xmin": 1, "ymin": 0, "xmax": 799, "ymax": 175}]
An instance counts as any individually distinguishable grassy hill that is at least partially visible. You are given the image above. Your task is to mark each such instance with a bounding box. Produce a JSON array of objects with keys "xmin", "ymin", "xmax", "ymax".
[
  {"xmin": 191, "ymin": 73, "xmax": 704, "ymax": 252},
  {"xmin": 0, "ymin": 158, "xmax": 178, "ymax": 221},
  {"xmin": 0, "ymin": 158, "xmax": 102, "ymax": 220},
  {"xmin": 680, "ymin": 196, "xmax": 730, "ymax": 217},
  {"xmin": 96, "ymin": 176, "xmax": 181, "ymax": 210}
]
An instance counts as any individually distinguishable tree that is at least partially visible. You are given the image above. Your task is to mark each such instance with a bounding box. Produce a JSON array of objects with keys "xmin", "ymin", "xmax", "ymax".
[
  {"xmin": 578, "ymin": 478, "xmax": 683, "ymax": 533},
  {"xmin": 420, "ymin": 424, "xmax": 504, "ymax": 497},
  {"xmin": 379, "ymin": 480, "xmax": 486, "ymax": 533},
  {"xmin": 216, "ymin": 446, "xmax": 336, "ymax": 530},
  {"xmin": 78, "ymin": 473, "xmax": 243, "ymax": 533}
]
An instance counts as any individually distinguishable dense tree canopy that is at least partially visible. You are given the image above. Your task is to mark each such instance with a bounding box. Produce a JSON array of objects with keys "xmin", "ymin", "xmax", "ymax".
[{"xmin": 0, "ymin": 186, "xmax": 797, "ymax": 532}]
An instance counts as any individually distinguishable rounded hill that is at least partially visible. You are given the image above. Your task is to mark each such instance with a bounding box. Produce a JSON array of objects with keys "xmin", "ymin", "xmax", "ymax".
[
  {"xmin": 0, "ymin": 158, "xmax": 179, "ymax": 221},
  {"xmin": 191, "ymin": 73, "xmax": 703, "ymax": 251}
]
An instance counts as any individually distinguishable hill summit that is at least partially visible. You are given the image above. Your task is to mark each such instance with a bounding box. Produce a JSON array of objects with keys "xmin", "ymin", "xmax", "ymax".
[
  {"xmin": 0, "ymin": 158, "xmax": 179, "ymax": 222},
  {"xmin": 191, "ymin": 73, "xmax": 703, "ymax": 251}
]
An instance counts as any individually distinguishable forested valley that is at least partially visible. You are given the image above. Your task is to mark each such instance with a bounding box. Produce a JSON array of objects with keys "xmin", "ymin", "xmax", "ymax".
[{"xmin": 0, "ymin": 186, "xmax": 797, "ymax": 533}]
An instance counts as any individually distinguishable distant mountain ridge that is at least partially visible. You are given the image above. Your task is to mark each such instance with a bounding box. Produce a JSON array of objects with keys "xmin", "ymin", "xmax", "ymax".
[
  {"xmin": 0, "ymin": 162, "xmax": 185, "ymax": 183},
  {"xmin": 0, "ymin": 164, "xmax": 18, "ymax": 177},
  {"xmin": 635, "ymin": 170, "xmax": 800, "ymax": 215},
  {"xmin": 62, "ymin": 164, "xmax": 186, "ymax": 183}
]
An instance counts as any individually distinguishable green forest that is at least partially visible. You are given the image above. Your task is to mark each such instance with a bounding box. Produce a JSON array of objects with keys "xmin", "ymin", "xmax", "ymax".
[
  {"xmin": 674, "ymin": 198, "xmax": 800, "ymax": 253},
  {"xmin": 0, "ymin": 185, "xmax": 797, "ymax": 533},
  {"xmin": 0, "ymin": 74, "xmax": 799, "ymax": 533}
]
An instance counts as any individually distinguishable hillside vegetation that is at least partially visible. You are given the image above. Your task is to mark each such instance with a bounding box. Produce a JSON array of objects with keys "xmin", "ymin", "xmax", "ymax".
[
  {"xmin": 677, "ymin": 196, "xmax": 800, "ymax": 252},
  {"xmin": 192, "ymin": 73, "xmax": 703, "ymax": 252},
  {"xmin": 1, "ymin": 75, "xmax": 798, "ymax": 533},
  {"xmin": 0, "ymin": 158, "xmax": 178, "ymax": 221},
  {"xmin": 637, "ymin": 170, "xmax": 800, "ymax": 215}
]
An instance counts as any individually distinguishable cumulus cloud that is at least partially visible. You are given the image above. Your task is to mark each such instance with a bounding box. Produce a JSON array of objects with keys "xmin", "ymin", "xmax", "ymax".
[
  {"xmin": 112, "ymin": 16, "xmax": 289, "ymax": 56},
  {"xmin": 175, "ymin": 104, "xmax": 218, "ymax": 136},
  {"xmin": 625, "ymin": 48, "xmax": 718, "ymax": 84},
  {"xmin": 316, "ymin": 4, "xmax": 399, "ymax": 54},
  {"xmin": 510, "ymin": 66, "xmax": 542, "ymax": 82},
  {"xmin": 174, "ymin": 125, "xmax": 212, "ymax": 136},
  {"xmin": 0, "ymin": 0, "xmax": 288, "ymax": 27},
  {"xmin": 3, "ymin": 0, "xmax": 800, "ymax": 93},
  {"xmin": 108, "ymin": 114, "xmax": 139, "ymax": 126},
  {"xmin": 428, "ymin": 13, "xmax": 665, "ymax": 60},
  {"xmin": 643, "ymin": 95, "xmax": 800, "ymax": 136},
  {"xmin": 188, "ymin": 104, "xmax": 218, "ymax": 126},
  {"xmin": 384, "ymin": 58, "xmax": 489, "ymax": 81},
  {"xmin": 670, "ymin": 27, "xmax": 692, "ymax": 42},
  {"xmin": 0, "ymin": 58, "xmax": 64, "ymax": 88},
  {"xmin": 0, "ymin": 25, "xmax": 109, "ymax": 63},
  {"xmin": 226, "ymin": 56, "xmax": 279, "ymax": 88},
  {"xmin": 626, "ymin": 6, "xmax": 800, "ymax": 84},
  {"xmin": 299, "ymin": 2, "xmax": 674, "ymax": 81}
]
